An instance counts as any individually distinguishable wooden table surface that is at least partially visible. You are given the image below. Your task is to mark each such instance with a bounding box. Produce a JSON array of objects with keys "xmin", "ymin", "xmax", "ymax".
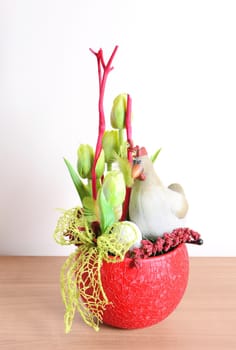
[{"xmin": 0, "ymin": 256, "xmax": 235, "ymax": 350}]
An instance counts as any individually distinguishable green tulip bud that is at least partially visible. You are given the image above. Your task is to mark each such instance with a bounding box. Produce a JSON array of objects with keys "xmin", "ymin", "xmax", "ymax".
[
  {"xmin": 102, "ymin": 170, "xmax": 126, "ymax": 207},
  {"xmin": 95, "ymin": 149, "xmax": 105, "ymax": 179},
  {"xmin": 102, "ymin": 130, "xmax": 119, "ymax": 164},
  {"xmin": 110, "ymin": 93, "xmax": 127, "ymax": 129},
  {"xmin": 77, "ymin": 144, "xmax": 94, "ymax": 179},
  {"xmin": 113, "ymin": 205, "xmax": 123, "ymax": 222}
]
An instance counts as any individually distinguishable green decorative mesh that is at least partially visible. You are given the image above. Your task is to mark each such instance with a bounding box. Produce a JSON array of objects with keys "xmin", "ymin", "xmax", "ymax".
[{"xmin": 54, "ymin": 207, "xmax": 138, "ymax": 332}]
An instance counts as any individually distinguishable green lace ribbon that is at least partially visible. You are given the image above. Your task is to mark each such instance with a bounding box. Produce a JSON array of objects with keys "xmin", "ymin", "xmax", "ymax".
[{"xmin": 54, "ymin": 207, "xmax": 138, "ymax": 332}]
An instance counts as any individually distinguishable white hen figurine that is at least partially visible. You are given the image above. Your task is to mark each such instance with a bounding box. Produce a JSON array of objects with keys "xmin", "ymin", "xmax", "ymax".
[{"xmin": 129, "ymin": 147, "xmax": 189, "ymax": 240}]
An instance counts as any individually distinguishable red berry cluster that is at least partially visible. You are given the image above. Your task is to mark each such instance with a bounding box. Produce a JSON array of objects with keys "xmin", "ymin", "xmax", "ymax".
[{"xmin": 127, "ymin": 228, "xmax": 203, "ymax": 265}]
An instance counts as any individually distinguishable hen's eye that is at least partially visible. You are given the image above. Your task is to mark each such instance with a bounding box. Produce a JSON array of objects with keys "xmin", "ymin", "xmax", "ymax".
[{"xmin": 133, "ymin": 159, "xmax": 141, "ymax": 165}]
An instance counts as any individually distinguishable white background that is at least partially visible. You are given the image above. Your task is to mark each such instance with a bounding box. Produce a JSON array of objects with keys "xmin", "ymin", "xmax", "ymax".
[{"xmin": 1, "ymin": 0, "xmax": 236, "ymax": 256}]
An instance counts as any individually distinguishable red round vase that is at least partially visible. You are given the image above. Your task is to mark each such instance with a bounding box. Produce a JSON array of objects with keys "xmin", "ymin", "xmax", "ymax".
[{"xmin": 100, "ymin": 243, "xmax": 189, "ymax": 329}]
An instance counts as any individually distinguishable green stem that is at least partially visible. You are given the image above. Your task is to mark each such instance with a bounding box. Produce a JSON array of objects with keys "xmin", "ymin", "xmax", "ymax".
[
  {"xmin": 118, "ymin": 128, "xmax": 124, "ymax": 148},
  {"xmin": 87, "ymin": 179, "xmax": 92, "ymax": 195},
  {"xmin": 107, "ymin": 162, "xmax": 112, "ymax": 171}
]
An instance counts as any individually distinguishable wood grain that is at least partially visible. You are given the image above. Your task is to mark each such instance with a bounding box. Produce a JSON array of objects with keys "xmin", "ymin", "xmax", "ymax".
[{"xmin": 0, "ymin": 257, "xmax": 236, "ymax": 350}]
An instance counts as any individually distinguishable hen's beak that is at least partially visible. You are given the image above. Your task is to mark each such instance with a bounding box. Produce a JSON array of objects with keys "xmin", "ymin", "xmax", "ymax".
[{"xmin": 132, "ymin": 163, "xmax": 145, "ymax": 180}]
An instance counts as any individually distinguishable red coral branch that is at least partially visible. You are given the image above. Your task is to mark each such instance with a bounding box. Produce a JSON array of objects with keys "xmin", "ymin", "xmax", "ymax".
[
  {"xmin": 90, "ymin": 46, "xmax": 119, "ymax": 199},
  {"xmin": 126, "ymin": 94, "xmax": 133, "ymax": 163},
  {"xmin": 121, "ymin": 94, "xmax": 133, "ymax": 221}
]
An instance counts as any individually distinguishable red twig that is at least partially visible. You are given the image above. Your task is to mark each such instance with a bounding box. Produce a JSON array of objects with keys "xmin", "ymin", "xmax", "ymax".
[
  {"xmin": 90, "ymin": 46, "xmax": 119, "ymax": 200},
  {"xmin": 126, "ymin": 94, "xmax": 133, "ymax": 163},
  {"xmin": 121, "ymin": 94, "xmax": 133, "ymax": 221}
]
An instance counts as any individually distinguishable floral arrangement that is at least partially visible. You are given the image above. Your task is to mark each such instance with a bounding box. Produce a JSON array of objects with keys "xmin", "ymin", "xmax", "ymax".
[{"xmin": 54, "ymin": 46, "xmax": 203, "ymax": 333}]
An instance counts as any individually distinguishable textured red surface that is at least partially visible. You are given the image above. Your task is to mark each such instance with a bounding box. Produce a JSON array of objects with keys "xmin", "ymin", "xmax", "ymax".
[{"xmin": 101, "ymin": 243, "xmax": 189, "ymax": 329}]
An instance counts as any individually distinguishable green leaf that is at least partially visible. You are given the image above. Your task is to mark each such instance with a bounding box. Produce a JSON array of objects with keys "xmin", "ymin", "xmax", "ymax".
[
  {"xmin": 97, "ymin": 189, "xmax": 115, "ymax": 233},
  {"xmin": 116, "ymin": 156, "xmax": 133, "ymax": 187},
  {"xmin": 82, "ymin": 196, "xmax": 97, "ymax": 222},
  {"xmin": 150, "ymin": 148, "xmax": 162, "ymax": 163},
  {"xmin": 64, "ymin": 158, "xmax": 89, "ymax": 201}
]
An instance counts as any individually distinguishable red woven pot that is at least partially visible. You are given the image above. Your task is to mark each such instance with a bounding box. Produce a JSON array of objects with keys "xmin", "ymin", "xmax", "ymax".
[{"xmin": 100, "ymin": 243, "xmax": 189, "ymax": 329}]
